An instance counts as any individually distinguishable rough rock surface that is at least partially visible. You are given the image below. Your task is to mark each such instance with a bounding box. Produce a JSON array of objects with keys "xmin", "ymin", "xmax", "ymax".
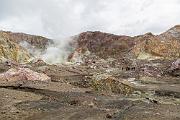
[
  {"xmin": 69, "ymin": 25, "xmax": 180, "ymax": 62},
  {"xmin": 69, "ymin": 31, "xmax": 135, "ymax": 61},
  {"xmin": 0, "ymin": 32, "xmax": 30, "ymax": 63},
  {"xmin": 0, "ymin": 68, "xmax": 51, "ymax": 82},
  {"xmin": 168, "ymin": 59, "xmax": 180, "ymax": 76},
  {"xmin": 0, "ymin": 31, "xmax": 53, "ymax": 63},
  {"xmin": 0, "ymin": 31, "xmax": 53, "ymax": 49}
]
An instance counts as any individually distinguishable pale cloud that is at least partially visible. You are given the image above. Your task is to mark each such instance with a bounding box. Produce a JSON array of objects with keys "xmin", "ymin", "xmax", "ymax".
[{"xmin": 0, "ymin": 0, "xmax": 180, "ymax": 38}]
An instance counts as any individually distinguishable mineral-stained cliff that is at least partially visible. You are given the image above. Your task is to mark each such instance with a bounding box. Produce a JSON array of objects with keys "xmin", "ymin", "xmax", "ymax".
[
  {"xmin": 0, "ymin": 31, "xmax": 53, "ymax": 49},
  {"xmin": 0, "ymin": 31, "xmax": 52, "ymax": 63},
  {"xmin": 69, "ymin": 25, "xmax": 180, "ymax": 62},
  {"xmin": 69, "ymin": 31, "xmax": 135, "ymax": 61},
  {"xmin": 0, "ymin": 32, "xmax": 30, "ymax": 63},
  {"xmin": 133, "ymin": 25, "xmax": 180, "ymax": 59},
  {"xmin": 1, "ymin": 25, "xmax": 180, "ymax": 64}
]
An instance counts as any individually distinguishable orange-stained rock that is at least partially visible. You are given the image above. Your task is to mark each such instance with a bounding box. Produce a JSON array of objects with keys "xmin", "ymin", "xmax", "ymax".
[
  {"xmin": 68, "ymin": 31, "xmax": 135, "ymax": 62},
  {"xmin": 0, "ymin": 32, "xmax": 30, "ymax": 63},
  {"xmin": 0, "ymin": 31, "xmax": 53, "ymax": 49},
  {"xmin": 0, "ymin": 30, "xmax": 53, "ymax": 63},
  {"xmin": 133, "ymin": 31, "xmax": 180, "ymax": 59},
  {"xmin": 69, "ymin": 25, "xmax": 180, "ymax": 62}
]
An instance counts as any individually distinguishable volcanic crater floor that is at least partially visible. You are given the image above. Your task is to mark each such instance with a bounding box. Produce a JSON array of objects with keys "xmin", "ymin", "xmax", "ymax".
[{"xmin": 0, "ymin": 64, "xmax": 180, "ymax": 120}]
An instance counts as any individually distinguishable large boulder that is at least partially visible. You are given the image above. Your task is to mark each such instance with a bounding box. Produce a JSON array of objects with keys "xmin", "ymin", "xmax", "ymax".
[
  {"xmin": 91, "ymin": 74, "xmax": 135, "ymax": 94},
  {"xmin": 0, "ymin": 68, "xmax": 51, "ymax": 82}
]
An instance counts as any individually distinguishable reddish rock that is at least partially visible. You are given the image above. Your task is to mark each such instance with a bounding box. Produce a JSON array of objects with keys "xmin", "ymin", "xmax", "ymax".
[
  {"xmin": 69, "ymin": 25, "xmax": 180, "ymax": 62},
  {"xmin": 0, "ymin": 68, "xmax": 51, "ymax": 82},
  {"xmin": 68, "ymin": 31, "xmax": 135, "ymax": 61}
]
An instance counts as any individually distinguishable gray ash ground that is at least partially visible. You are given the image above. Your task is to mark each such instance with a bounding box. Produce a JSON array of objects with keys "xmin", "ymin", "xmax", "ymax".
[{"xmin": 0, "ymin": 59, "xmax": 180, "ymax": 120}]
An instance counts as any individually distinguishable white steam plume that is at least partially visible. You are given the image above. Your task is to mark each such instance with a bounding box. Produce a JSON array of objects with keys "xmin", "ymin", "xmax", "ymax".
[
  {"xmin": 0, "ymin": 0, "xmax": 180, "ymax": 38},
  {"xmin": 20, "ymin": 37, "xmax": 74, "ymax": 64},
  {"xmin": 1, "ymin": 0, "xmax": 180, "ymax": 64}
]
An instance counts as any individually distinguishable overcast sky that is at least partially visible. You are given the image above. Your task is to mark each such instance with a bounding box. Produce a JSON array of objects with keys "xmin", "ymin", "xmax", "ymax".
[{"xmin": 0, "ymin": 0, "xmax": 180, "ymax": 38}]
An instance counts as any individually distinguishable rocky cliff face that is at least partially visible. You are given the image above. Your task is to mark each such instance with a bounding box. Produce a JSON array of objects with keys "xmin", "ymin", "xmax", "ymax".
[
  {"xmin": 69, "ymin": 32, "xmax": 134, "ymax": 61},
  {"xmin": 0, "ymin": 32, "xmax": 30, "ymax": 63},
  {"xmin": 0, "ymin": 31, "xmax": 52, "ymax": 63},
  {"xmin": 69, "ymin": 25, "xmax": 180, "ymax": 62},
  {"xmin": 0, "ymin": 31, "xmax": 53, "ymax": 49},
  {"xmin": 1, "ymin": 25, "xmax": 180, "ymax": 64},
  {"xmin": 134, "ymin": 26, "xmax": 180, "ymax": 59}
]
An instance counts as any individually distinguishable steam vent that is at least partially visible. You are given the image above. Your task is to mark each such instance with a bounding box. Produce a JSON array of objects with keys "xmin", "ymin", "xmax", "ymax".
[{"xmin": 0, "ymin": 25, "xmax": 179, "ymax": 120}]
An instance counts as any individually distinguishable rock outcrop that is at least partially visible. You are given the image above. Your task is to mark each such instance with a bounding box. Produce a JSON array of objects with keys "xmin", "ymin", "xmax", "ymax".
[
  {"xmin": 0, "ymin": 32, "xmax": 30, "ymax": 63},
  {"xmin": 0, "ymin": 31, "xmax": 53, "ymax": 63},
  {"xmin": 168, "ymin": 59, "xmax": 180, "ymax": 76},
  {"xmin": 134, "ymin": 26, "xmax": 180, "ymax": 59},
  {"xmin": 0, "ymin": 68, "xmax": 51, "ymax": 82},
  {"xmin": 91, "ymin": 73, "xmax": 135, "ymax": 94},
  {"xmin": 0, "ymin": 31, "xmax": 53, "ymax": 49},
  {"xmin": 69, "ymin": 25, "xmax": 180, "ymax": 62},
  {"xmin": 69, "ymin": 31, "xmax": 135, "ymax": 61}
]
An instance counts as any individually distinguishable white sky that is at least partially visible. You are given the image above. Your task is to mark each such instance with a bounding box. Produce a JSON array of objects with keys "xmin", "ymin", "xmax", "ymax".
[{"xmin": 0, "ymin": 0, "xmax": 180, "ymax": 38}]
